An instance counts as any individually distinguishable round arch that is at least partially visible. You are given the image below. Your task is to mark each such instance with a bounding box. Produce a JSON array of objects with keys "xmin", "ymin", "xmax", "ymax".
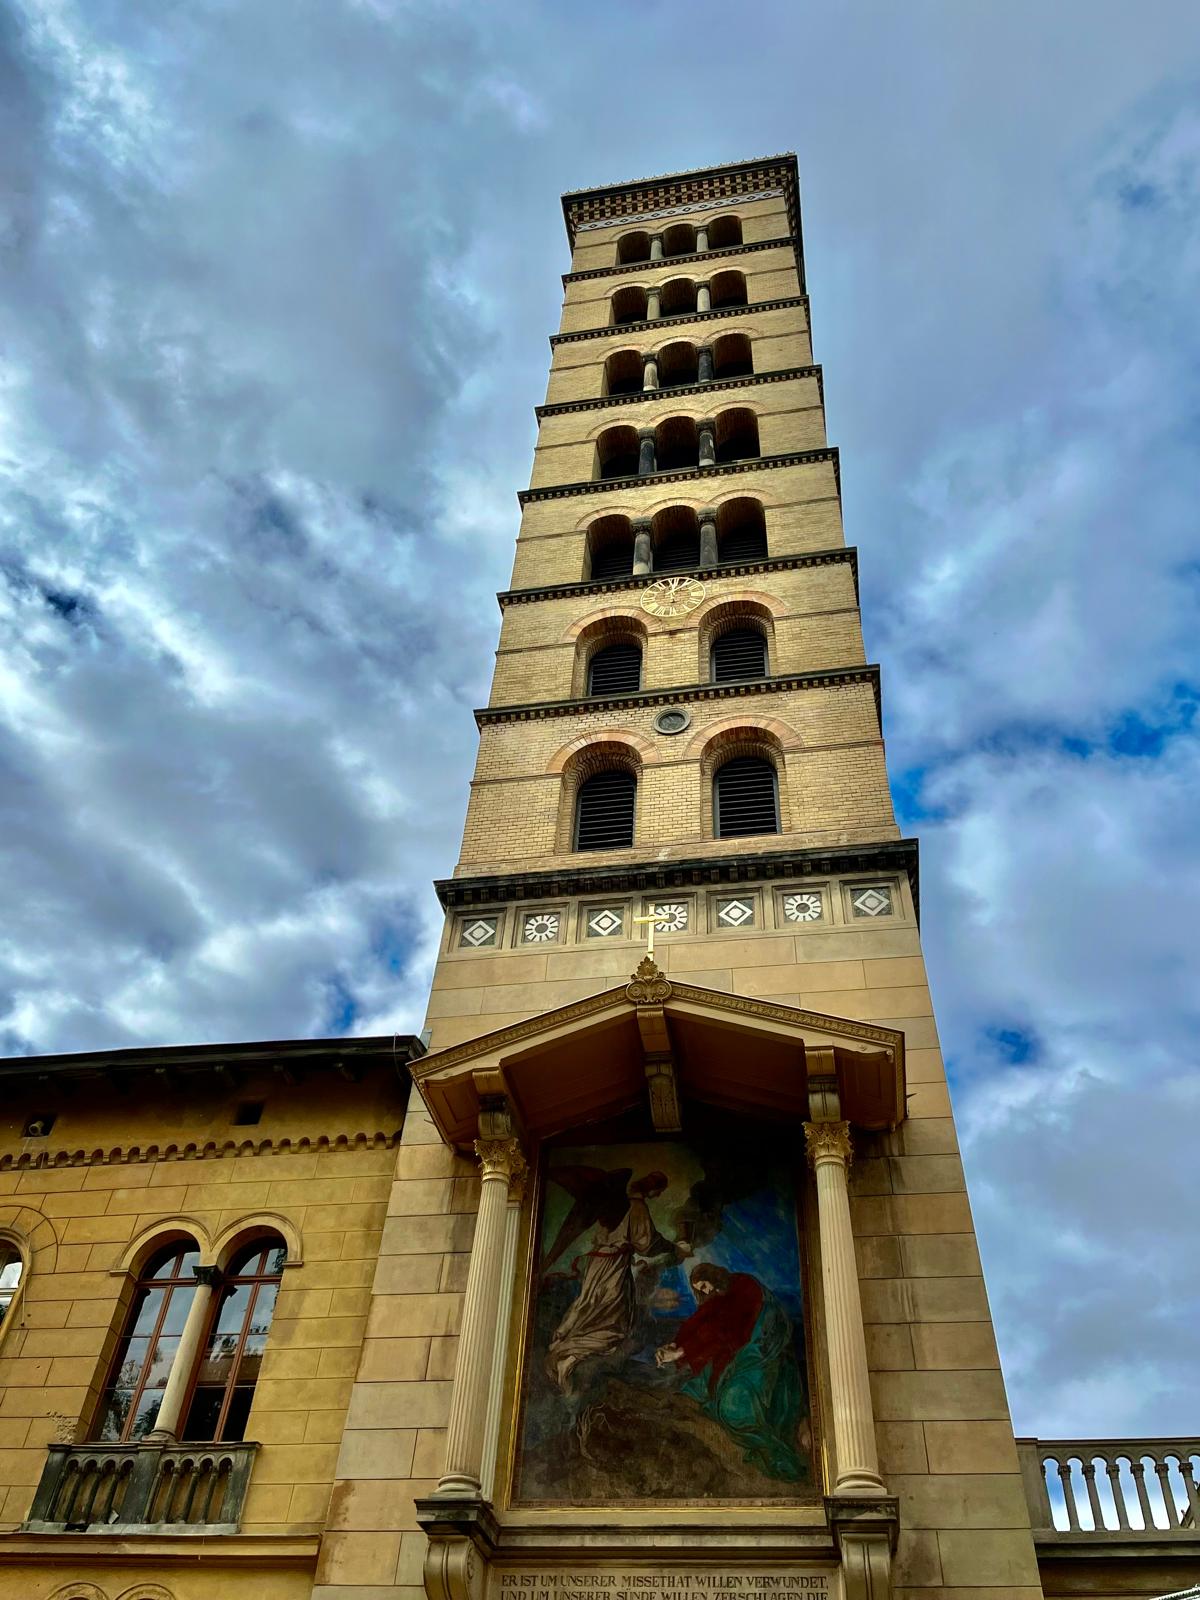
[
  {"xmin": 115, "ymin": 1216, "xmax": 212, "ymax": 1276},
  {"xmin": 212, "ymin": 1212, "xmax": 303, "ymax": 1272}
]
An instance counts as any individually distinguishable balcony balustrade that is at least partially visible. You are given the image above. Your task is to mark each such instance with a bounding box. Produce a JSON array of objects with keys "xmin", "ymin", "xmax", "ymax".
[
  {"xmin": 23, "ymin": 1440, "xmax": 258, "ymax": 1534},
  {"xmin": 1018, "ymin": 1437, "xmax": 1200, "ymax": 1541}
]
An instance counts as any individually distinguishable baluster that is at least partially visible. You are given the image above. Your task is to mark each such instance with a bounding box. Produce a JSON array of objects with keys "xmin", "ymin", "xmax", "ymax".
[
  {"xmin": 1130, "ymin": 1456, "xmax": 1156, "ymax": 1530},
  {"xmin": 73, "ymin": 1462, "xmax": 104, "ymax": 1528},
  {"xmin": 180, "ymin": 1456, "xmax": 204, "ymax": 1522},
  {"xmin": 55, "ymin": 1461, "xmax": 82, "ymax": 1526},
  {"xmin": 1082, "ymin": 1460, "xmax": 1105, "ymax": 1530},
  {"xmin": 91, "ymin": 1463, "xmax": 118, "ymax": 1526},
  {"xmin": 196, "ymin": 1458, "xmax": 222, "ymax": 1524},
  {"xmin": 1155, "ymin": 1457, "xmax": 1180, "ymax": 1528},
  {"xmin": 1056, "ymin": 1458, "xmax": 1079, "ymax": 1531}
]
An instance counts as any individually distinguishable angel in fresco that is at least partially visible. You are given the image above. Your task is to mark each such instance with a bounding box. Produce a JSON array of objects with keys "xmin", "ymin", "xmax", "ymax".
[
  {"xmin": 654, "ymin": 1260, "xmax": 805, "ymax": 1482},
  {"xmin": 542, "ymin": 1164, "xmax": 692, "ymax": 1394}
]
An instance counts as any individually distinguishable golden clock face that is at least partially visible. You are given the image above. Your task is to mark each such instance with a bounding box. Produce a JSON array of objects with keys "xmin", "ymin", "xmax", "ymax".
[{"xmin": 639, "ymin": 575, "xmax": 706, "ymax": 618}]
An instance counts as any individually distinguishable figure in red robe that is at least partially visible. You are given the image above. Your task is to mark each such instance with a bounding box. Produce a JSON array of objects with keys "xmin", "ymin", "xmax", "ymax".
[{"xmin": 655, "ymin": 1261, "xmax": 805, "ymax": 1482}]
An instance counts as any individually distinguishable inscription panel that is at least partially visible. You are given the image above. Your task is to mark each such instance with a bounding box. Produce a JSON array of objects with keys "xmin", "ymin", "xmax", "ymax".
[{"xmin": 495, "ymin": 1572, "xmax": 835, "ymax": 1600}]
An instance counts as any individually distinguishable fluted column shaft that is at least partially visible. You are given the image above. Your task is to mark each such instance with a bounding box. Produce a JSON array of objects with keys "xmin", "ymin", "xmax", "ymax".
[
  {"xmin": 148, "ymin": 1264, "xmax": 220, "ymax": 1441},
  {"xmin": 437, "ymin": 1137, "xmax": 526, "ymax": 1497},
  {"xmin": 805, "ymin": 1121, "xmax": 886, "ymax": 1494}
]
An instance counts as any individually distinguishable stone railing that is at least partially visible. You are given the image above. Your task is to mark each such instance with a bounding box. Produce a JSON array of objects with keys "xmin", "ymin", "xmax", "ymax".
[
  {"xmin": 1018, "ymin": 1437, "xmax": 1200, "ymax": 1539},
  {"xmin": 23, "ymin": 1440, "xmax": 258, "ymax": 1533}
]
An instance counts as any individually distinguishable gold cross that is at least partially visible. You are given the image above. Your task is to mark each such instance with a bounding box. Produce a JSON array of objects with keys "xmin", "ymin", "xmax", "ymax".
[{"xmin": 631, "ymin": 903, "xmax": 665, "ymax": 958}]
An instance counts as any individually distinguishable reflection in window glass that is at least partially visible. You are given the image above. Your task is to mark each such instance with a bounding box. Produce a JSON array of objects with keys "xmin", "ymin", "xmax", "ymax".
[
  {"xmin": 94, "ymin": 1244, "xmax": 199, "ymax": 1443},
  {"xmin": 0, "ymin": 1253, "xmax": 23, "ymax": 1322},
  {"xmin": 183, "ymin": 1239, "xmax": 285, "ymax": 1443}
]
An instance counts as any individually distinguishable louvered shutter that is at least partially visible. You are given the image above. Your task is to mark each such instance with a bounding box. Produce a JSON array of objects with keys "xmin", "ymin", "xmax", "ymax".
[
  {"xmin": 588, "ymin": 642, "xmax": 642, "ymax": 695},
  {"xmin": 719, "ymin": 524, "xmax": 768, "ymax": 562},
  {"xmin": 590, "ymin": 542, "xmax": 634, "ymax": 580},
  {"xmin": 711, "ymin": 628, "xmax": 767, "ymax": 682},
  {"xmin": 574, "ymin": 770, "xmax": 636, "ymax": 850},
  {"xmin": 714, "ymin": 757, "xmax": 779, "ymax": 838},
  {"xmin": 655, "ymin": 532, "xmax": 700, "ymax": 572}
]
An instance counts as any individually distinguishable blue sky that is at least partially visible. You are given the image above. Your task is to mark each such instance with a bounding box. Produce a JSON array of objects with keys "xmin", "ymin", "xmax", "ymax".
[{"xmin": 1, "ymin": 0, "xmax": 1198, "ymax": 1439}]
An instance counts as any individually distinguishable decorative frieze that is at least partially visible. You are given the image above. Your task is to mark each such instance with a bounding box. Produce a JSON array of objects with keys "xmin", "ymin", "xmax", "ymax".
[{"xmin": 517, "ymin": 445, "xmax": 839, "ymax": 505}]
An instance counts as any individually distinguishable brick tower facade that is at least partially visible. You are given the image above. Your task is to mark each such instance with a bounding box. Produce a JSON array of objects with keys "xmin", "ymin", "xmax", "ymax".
[{"xmin": 317, "ymin": 157, "xmax": 1041, "ymax": 1600}]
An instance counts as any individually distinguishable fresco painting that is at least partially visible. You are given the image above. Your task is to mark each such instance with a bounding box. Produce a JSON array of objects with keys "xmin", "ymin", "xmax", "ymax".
[{"xmin": 513, "ymin": 1137, "xmax": 814, "ymax": 1502}]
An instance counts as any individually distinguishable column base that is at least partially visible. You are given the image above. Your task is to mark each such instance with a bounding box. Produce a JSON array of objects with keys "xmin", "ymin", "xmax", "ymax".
[{"xmin": 834, "ymin": 1469, "xmax": 889, "ymax": 1495}]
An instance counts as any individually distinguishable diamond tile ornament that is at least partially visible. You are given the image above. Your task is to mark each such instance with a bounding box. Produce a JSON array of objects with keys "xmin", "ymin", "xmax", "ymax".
[
  {"xmin": 717, "ymin": 897, "xmax": 755, "ymax": 928},
  {"xmin": 652, "ymin": 902, "xmax": 688, "ymax": 933},
  {"xmin": 851, "ymin": 886, "xmax": 893, "ymax": 918},
  {"xmin": 783, "ymin": 892, "xmax": 823, "ymax": 923},
  {"xmin": 523, "ymin": 912, "xmax": 560, "ymax": 943},
  {"xmin": 460, "ymin": 916, "xmax": 498, "ymax": 948},
  {"xmin": 586, "ymin": 907, "xmax": 624, "ymax": 939}
]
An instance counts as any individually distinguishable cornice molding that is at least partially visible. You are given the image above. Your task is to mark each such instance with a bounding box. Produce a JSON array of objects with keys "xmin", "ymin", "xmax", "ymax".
[
  {"xmin": 475, "ymin": 664, "xmax": 881, "ymax": 728},
  {"xmin": 563, "ymin": 234, "xmax": 797, "ymax": 285},
  {"xmin": 496, "ymin": 546, "xmax": 858, "ymax": 610},
  {"xmin": 519, "ymin": 446, "xmax": 840, "ymax": 506},
  {"xmin": 0, "ymin": 1130, "xmax": 402, "ymax": 1174},
  {"xmin": 435, "ymin": 836, "xmax": 921, "ymax": 918},
  {"xmin": 536, "ymin": 364, "xmax": 823, "ymax": 420},
  {"xmin": 551, "ymin": 294, "xmax": 808, "ymax": 347}
]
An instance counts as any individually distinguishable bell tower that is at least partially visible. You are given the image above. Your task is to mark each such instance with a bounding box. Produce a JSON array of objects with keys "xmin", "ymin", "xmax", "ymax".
[{"xmin": 318, "ymin": 157, "xmax": 1042, "ymax": 1600}]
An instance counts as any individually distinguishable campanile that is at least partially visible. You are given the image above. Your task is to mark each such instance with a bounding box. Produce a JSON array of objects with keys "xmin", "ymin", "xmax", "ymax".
[{"xmin": 320, "ymin": 157, "xmax": 1042, "ymax": 1600}]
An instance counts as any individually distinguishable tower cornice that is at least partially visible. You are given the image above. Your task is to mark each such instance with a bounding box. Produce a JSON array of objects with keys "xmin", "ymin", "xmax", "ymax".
[
  {"xmin": 517, "ymin": 445, "xmax": 840, "ymax": 506},
  {"xmin": 495, "ymin": 546, "xmax": 858, "ymax": 609},
  {"xmin": 562, "ymin": 234, "xmax": 796, "ymax": 285},
  {"xmin": 436, "ymin": 836, "xmax": 920, "ymax": 918},
  {"xmin": 535, "ymin": 364, "xmax": 823, "ymax": 420},
  {"xmin": 474, "ymin": 664, "xmax": 882, "ymax": 731},
  {"xmin": 550, "ymin": 294, "xmax": 809, "ymax": 346}
]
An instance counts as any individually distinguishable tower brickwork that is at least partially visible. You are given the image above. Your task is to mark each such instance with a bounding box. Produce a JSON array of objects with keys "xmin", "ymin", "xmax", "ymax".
[{"xmin": 318, "ymin": 157, "xmax": 1042, "ymax": 1600}]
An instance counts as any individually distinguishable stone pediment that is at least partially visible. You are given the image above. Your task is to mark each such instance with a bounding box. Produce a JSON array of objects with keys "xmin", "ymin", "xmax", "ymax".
[{"xmin": 412, "ymin": 962, "xmax": 904, "ymax": 1149}]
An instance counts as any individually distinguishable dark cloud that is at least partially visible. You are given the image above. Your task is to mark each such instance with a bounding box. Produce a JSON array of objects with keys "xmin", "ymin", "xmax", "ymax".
[{"xmin": 2, "ymin": 0, "xmax": 1199, "ymax": 1436}]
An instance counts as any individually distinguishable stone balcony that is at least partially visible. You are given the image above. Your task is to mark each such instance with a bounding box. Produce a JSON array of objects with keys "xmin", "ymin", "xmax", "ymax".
[{"xmin": 22, "ymin": 1440, "xmax": 258, "ymax": 1534}]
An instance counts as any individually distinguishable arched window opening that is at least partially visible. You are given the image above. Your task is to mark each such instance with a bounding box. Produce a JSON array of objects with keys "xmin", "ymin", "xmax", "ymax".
[
  {"xmin": 574, "ymin": 769, "xmax": 636, "ymax": 851},
  {"xmin": 657, "ymin": 341, "xmax": 699, "ymax": 390},
  {"xmin": 655, "ymin": 415, "xmax": 699, "ymax": 473},
  {"xmin": 662, "ymin": 222, "xmax": 696, "ymax": 258},
  {"xmin": 603, "ymin": 349, "xmax": 643, "ymax": 397},
  {"xmin": 616, "ymin": 230, "xmax": 652, "ymax": 265},
  {"xmin": 715, "ymin": 408, "xmax": 760, "ymax": 464},
  {"xmin": 611, "ymin": 285, "xmax": 648, "ymax": 326},
  {"xmin": 95, "ymin": 1242, "xmax": 201, "ymax": 1442},
  {"xmin": 659, "ymin": 278, "xmax": 698, "ymax": 319},
  {"xmin": 714, "ymin": 757, "xmax": 780, "ymax": 838},
  {"xmin": 653, "ymin": 506, "xmax": 701, "ymax": 572},
  {"xmin": 587, "ymin": 515, "xmax": 635, "ymax": 581},
  {"xmin": 0, "ymin": 1249, "xmax": 23, "ymax": 1323},
  {"xmin": 713, "ymin": 332, "xmax": 753, "ymax": 380},
  {"xmin": 588, "ymin": 641, "xmax": 642, "ymax": 696},
  {"xmin": 706, "ymin": 214, "xmax": 743, "ymax": 250},
  {"xmin": 718, "ymin": 497, "xmax": 768, "ymax": 562},
  {"xmin": 182, "ymin": 1238, "xmax": 286, "ymax": 1443},
  {"xmin": 712, "ymin": 627, "xmax": 768, "ymax": 683},
  {"xmin": 595, "ymin": 425, "xmax": 639, "ymax": 481},
  {"xmin": 709, "ymin": 269, "xmax": 748, "ymax": 310}
]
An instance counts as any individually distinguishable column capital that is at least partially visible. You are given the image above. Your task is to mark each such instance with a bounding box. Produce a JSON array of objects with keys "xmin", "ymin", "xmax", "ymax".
[
  {"xmin": 637, "ymin": 426, "xmax": 656, "ymax": 442},
  {"xmin": 804, "ymin": 1118, "xmax": 852, "ymax": 1169},
  {"xmin": 474, "ymin": 1136, "xmax": 527, "ymax": 1187},
  {"xmin": 193, "ymin": 1264, "xmax": 222, "ymax": 1287}
]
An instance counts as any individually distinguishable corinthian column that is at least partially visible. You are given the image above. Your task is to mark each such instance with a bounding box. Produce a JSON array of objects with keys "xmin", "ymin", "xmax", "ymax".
[
  {"xmin": 436, "ymin": 1136, "xmax": 526, "ymax": 1498},
  {"xmin": 804, "ymin": 1120, "xmax": 886, "ymax": 1494}
]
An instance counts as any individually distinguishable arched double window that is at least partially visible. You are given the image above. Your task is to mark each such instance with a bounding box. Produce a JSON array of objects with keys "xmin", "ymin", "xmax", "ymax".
[
  {"xmin": 94, "ymin": 1233, "xmax": 286, "ymax": 1445},
  {"xmin": 714, "ymin": 756, "xmax": 780, "ymax": 838}
]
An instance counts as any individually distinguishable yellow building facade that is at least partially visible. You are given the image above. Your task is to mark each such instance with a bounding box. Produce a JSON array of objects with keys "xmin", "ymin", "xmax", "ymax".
[{"xmin": 0, "ymin": 156, "xmax": 1194, "ymax": 1600}]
